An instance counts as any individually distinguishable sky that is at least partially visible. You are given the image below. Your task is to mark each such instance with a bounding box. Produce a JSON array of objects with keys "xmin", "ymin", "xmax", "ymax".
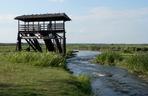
[{"xmin": 0, "ymin": 0, "xmax": 148, "ymax": 44}]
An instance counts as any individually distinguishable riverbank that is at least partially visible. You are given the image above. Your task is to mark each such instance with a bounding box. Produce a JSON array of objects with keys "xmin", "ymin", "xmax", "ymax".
[
  {"xmin": 67, "ymin": 44, "xmax": 148, "ymax": 79},
  {"xmin": 0, "ymin": 52, "xmax": 91, "ymax": 96},
  {"xmin": 67, "ymin": 51, "xmax": 148, "ymax": 96},
  {"xmin": 95, "ymin": 51, "xmax": 148, "ymax": 80}
]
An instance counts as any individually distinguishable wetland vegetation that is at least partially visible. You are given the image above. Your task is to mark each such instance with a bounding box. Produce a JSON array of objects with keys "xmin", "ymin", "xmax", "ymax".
[
  {"xmin": 0, "ymin": 43, "xmax": 148, "ymax": 96},
  {"xmin": 0, "ymin": 44, "xmax": 91, "ymax": 96},
  {"xmin": 67, "ymin": 44, "xmax": 148, "ymax": 78}
]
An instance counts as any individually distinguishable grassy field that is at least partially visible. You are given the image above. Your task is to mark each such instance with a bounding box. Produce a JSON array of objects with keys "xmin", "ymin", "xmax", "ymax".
[
  {"xmin": 1, "ymin": 43, "xmax": 148, "ymax": 95},
  {"xmin": 0, "ymin": 62, "xmax": 90, "ymax": 96},
  {"xmin": 0, "ymin": 44, "xmax": 91, "ymax": 96}
]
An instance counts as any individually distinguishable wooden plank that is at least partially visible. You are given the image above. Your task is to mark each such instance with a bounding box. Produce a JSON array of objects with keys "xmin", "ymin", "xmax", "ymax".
[
  {"xmin": 17, "ymin": 32, "xmax": 22, "ymax": 51},
  {"xmin": 40, "ymin": 32, "xmax": 55, "ymax": 52},
  {"xmin": 21, "ymin": 36, "xmax": 38, "ymax": 39},
  {"xmin": 53, "ymin": 33, "xmax": 62, "ymax": 53},
  {"xmin": 19, "ymin": 30, "xmax": 64, "ymax": 34},
  {"xmin": 63, "ymin": 21, "xmax": 66, "ymax": 55},
  {"xmin": 30, "ymin": 33, "xmax": 42, "ymax": 52},
  {"xmin": 25, "ymin": 39, "xmax": 37, "ymax": 52}
]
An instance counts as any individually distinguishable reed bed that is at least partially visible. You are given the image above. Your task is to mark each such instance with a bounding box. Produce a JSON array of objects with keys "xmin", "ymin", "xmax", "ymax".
[
  {"xmin": 95, "ymin": 51, "xmax": 123, "ymax": 66},
  {"xmin": 0, "ymin": 52, "xmax": 65, "ymax": 68},
  {"xmin": 76, "ymin": 75, "xmax": 91, "ymax": 94},
  {"xmin": 123, "ymin": 53, "xmax": 148, "ymax": 74},
  {"xmin": 95, "ymin": 51, "xmax": 148, "ymax": 75},
  {"xmin": 0, "ymin": 51, "xmax": 92, "ymax": 96}
]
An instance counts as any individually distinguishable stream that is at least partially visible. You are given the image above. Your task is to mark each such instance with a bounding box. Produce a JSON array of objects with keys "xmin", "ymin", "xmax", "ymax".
[{"xmin": 67, "ymin": 51, "xmax": 148, "ymax": 96}]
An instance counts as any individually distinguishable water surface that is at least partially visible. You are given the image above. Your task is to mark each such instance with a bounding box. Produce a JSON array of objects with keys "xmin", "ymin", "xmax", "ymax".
[{"xmin": 67, "ymin": 51, "xmax": 148, "ymax": 96}]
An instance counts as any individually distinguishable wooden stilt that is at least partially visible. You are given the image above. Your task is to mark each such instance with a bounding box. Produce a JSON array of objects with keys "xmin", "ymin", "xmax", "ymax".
[
  {"xmin": 17, "ymin": 32, "xmax": 22, "ymax": 51},
  {"xmin": 30, "ymin": 33, "xmax": 42, "ymax": 52},
  {"xmin": 15, "ymin": 13, "xmax": 71, "ymax": 55},
  {"xmin": 63, "ymin": 21, "xmax": 66, "ymax": 55}
]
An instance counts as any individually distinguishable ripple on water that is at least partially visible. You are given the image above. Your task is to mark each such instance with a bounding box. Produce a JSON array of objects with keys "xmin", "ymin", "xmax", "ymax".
[{"xmin": 67, "ymin": 51, "xmax": 148, "ymax": 96}]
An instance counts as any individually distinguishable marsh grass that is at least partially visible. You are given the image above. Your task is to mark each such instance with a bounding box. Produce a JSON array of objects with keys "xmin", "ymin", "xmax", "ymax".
[
  {"xmin": 123, "ymin": 53, "xmax": 148, "ymax": 74},
  {"xmin": 95, "ymin": 51, "xmax": 123, "ymax": 66},
  {"xmin": 0, "ymin": 51, "xmax": 91, "ymax": 96},
  {"xmin": 0, "ymin": 62, "xmax": 91, "ymax": 96},
  {"xmin": 66, "ymin": 50, "xmax": 75, "ymax": 58},
  {"xmin": 95, "ymin": 51, "xmax": 148, "ymax": 76},
  {"xmin": 0, "ymin": 52, "xmax": 65, "ymax": 68},
  {"xmin": 76, "ymin": 75, "xmax": 91, "ymax": 94}
]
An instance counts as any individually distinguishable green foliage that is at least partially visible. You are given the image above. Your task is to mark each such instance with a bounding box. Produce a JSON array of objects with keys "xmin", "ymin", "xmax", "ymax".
[
  {"xmin": 95, "ymin": 51, "xmax": 123, "ymax": 66},
  {"xmin": 67, "ymin": 44, "xmax": 148, "ymax": 52},
  {"xmin": 0, "ymin": 62, "xmax": 90, "ymax": 96},
  {"xmin": 0, "ymin": 52, "xmax": 65, "ymax": 68},
  {"xmin": 75, "ymin": 75, "xmax": 91, "ymax": 94},
  {"xmin": 66, "ymin": 50, "xmax": 75, "ymax": 58},
  {"xmin": 95, "ymin": 51, "xmax": 148, "ymax": 76},
  {"xmin": 123, "ymin": 53, "xmax": 148, "ymax": 74}
]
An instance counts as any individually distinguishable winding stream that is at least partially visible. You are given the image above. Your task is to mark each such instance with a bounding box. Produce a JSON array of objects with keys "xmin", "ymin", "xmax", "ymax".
[{"xmin": 67, "ymin": 51, "xmax": 148, "ymax": 96}]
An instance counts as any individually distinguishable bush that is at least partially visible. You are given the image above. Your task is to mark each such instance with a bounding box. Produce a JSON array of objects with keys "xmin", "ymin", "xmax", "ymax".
[
  {"xmin": 95, "ymin": 51, "xmax": 123, "ymax": 66},
  {"xmin": 0, "ymin": 52, "xmax": 65, "ymax": 68}
]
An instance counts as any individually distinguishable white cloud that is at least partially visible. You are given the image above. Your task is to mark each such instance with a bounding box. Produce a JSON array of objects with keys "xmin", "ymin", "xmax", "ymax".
[
  {"xmin": 67, "ymin": 7, "xmax": 148, "ymax": 43},
  {"xmin": 72, "ymin": 7, "xmax": 148, "ymax": 21},
  {"xmin": 90, "ymin": 7, "xmax": 148, "ymax": 19}
]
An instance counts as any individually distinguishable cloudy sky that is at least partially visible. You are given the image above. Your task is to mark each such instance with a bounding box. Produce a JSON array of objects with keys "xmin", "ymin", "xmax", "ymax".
[{"xmin": 0, "ymin": 0, "xmax": 148, "ymax": 43}]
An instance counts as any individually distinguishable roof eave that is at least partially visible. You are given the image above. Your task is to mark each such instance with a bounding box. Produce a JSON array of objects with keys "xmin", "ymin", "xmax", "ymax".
[{"xmin": 14, "ymin": 13, "xmax": 71, "ymax": 22}]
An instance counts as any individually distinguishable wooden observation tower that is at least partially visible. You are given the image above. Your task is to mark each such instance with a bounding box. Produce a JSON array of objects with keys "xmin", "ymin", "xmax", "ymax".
[{"xmin": 15, "ymin": 13, "xmax": 71, "ymax": 55}]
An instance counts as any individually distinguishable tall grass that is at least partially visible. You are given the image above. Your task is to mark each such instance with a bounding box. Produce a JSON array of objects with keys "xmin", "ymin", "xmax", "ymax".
[
  {"xmin": 123, "ymin": 53, "xmax": 148, "ymax": 74},
  {"xmin": 95, "ymin": 51, "xmax": 123, "ymax": 66},
  {"xmin": 95, "ymin": 51, "xmax": 148, "ymax": 76},
  {"xmin": 0, "ymin": 52, "xmax": 65, "ymax": 68},
  {"xmin": 0, "ymin": 61, "xmax": 91, "ymax": 96},
  {"xmin": 76, "ymin": 75, "xmax": 91, "ymax": 94}
]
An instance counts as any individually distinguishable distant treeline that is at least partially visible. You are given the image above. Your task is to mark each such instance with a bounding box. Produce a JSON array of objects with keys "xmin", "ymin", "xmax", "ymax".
[
  {"xmin": 0, "ymin": 43, "xmax": 148, "ymax": 53},
  {"xmin": 67, "ymin": 44, "xmax": 148, "ymax": 52}
]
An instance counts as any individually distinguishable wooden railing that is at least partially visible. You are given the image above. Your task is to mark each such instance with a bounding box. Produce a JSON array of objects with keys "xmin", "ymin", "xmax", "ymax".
[{"xmin": 19, "ymin": 23, "xmax": 64, "ymax": 31}]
